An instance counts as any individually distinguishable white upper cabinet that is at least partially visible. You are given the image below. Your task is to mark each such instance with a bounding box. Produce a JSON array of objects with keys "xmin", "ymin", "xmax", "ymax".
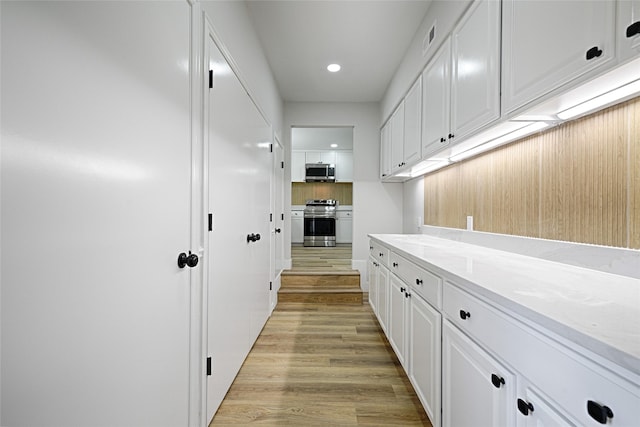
[
  {"xmin": 390, "ymin": 102, "xmax": 405, "ymax": 173},
  {"xmin": 421, "ymin": 0, "xmax": 500, "ymax": 161},
  {"xmin": 403, "ymin": 77, "xmax": 422, "ymax": 166},
  {"xmin": 380, "ymin": 122, "xmax": 392, "ymax": 179},
  {"xmin": 335, "ymin": 151, "xmax": 353, "ymax": 182},
  {"xmin": 450, "ymin": 0, "xmax": 501, "ymax": 139},
  {"xmin": 306, "ymin": 151, "xmax": 336, "ymax": 164},
  {"xmin": 291, "ymin": 151, "xmax": 306, "ymax": 182},
  {"xmin": 618, "ymin": 0, "xmax": 640, "ymax": 62},
  {"xmin": 422, "ymin": 37, "xmax": 452, "ymax": 158},
  {"xmin": 501, "ymin": 0, "xmax": 616, "ymax": 115}
]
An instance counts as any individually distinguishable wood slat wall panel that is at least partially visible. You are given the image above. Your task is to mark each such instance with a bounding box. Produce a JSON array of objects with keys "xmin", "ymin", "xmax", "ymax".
[
  {"xmin": 422, "ymin": 96, "xmax": 639, "ymax": 249},
  {"xmin": 630, "ymin": 98, "xmax": 640, "ymax": 248},
  {"xmin": 460, "ymin": 154, "xmax": 493, "ymax": 232},
  {"xmin": 490, "ymin": 135, "xmax": 540, "ymax": 237},
  {"xmin": 292, "ymin": 182, "xmax": 353, "ymax": 205}
]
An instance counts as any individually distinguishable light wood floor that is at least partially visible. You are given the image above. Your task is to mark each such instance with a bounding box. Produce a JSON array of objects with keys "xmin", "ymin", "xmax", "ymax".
[
  {"xmin": 291, "ymin": 244, "xmax": 353, "ymax": 271},
  {"xmin": 209, "ymin": 302, "xmax": 432, "ymax": 426}
]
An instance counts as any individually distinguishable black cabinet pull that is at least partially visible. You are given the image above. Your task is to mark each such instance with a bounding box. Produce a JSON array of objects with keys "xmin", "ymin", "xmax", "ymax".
[
  {"xmin": 275, "ymin": 228, "xmax": 281, "ymax": 233},
  {"xmin": 459, "ymin": 310, "xmax": 471, "ymax": 320},
  {"xmin": 379, "ymin": 252, "xmax": 384, "ymax": 257},
  {"xmin": 627, "ymin": 21, "xmax": 640, "ymax": 38},
  {"xmin": 491, "ymin": 374, "xmax": 505, "ymax": 388},
  {"xmin": 247, "ymin": 233, "xmax": 261, "ymax": 243},
  {"xmin": 416, "ymin": 278, "xmax": 423, "ymax": 285},
  {"xmin": 405, "ymin": 291, "xmax": 411, "ymax": 298},
  {"xmin": 587, "ymin": 400, "xmax": 613, "ymax": 424},
  {"xmin": 393, "ymin": 262, "xmax": 398, "ymax": 267},
  {"xmin": 586, "ymin": 46, "xmax": 603, "ymax": 60},
  {"xmin": 517, "ymin": 399, "xmax": 534, "ymax": 416},
  {"xmin": 440, "ymin": 137, "xmax": 446, "ymax": 143},
  {"xmin": 448, "ymin": 133, "xmax": 455, "ymax": 139},
  {"xmin": 400, "ymin": 287, "xmax": 405, "ymax": 293},
  {"xmin": 177, "ymin": 251, "xmax": 198, "ymax": 269}
]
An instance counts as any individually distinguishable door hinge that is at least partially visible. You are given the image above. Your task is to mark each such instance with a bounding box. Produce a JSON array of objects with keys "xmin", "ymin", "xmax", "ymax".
[
  {"xmin": 208, "ymin": 213, "xmax": 213, "ymax": 231},
  {"xmin": 270, "ymin": 213, "xmax": 273, "ymax": 222},
  {"xmin": 208, "ymin": 70, "xmax": 213, "ymax": 89},
  {"xmin": 206, "ymin": 357, "xmax": 212, "ymax": 376},
  {"xmin": 281, "ymin": 213, "xmax": 284, "ymax": 221},
  {"xmin": 270, "ymin": 143, "xmax": 273, "ymax": 153},
  {"xmin": 269, "ymin": 281, "xmax": 272, "ymax": 291},
  {"xmin": 281, "ymin": 161, "xmax": 284, "ymax": 169}
]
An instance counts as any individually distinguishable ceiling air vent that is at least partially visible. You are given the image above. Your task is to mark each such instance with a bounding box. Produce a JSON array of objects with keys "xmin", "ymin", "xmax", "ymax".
[{"xmin": 422, "ymin": 22, "xmax": 436, "ymax": 57}]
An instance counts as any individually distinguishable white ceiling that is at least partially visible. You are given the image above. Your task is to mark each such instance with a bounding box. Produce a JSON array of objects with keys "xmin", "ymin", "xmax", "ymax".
[{"xmin": 245, "ymin": 0, "xmax": 433, "ymax": 103}]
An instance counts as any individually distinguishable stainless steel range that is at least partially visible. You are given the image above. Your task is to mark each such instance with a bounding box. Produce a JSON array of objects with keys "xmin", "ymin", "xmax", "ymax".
[{"xmin": 303, "ymin": 199, "xmax": 337, "ymax": 247}]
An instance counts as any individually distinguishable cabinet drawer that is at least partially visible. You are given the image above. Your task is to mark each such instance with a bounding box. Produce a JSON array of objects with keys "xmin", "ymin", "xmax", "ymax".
[
  {"xmin": 337, "ymin": 211, "xmax": 352, "ymax": 219},
  {"xmin": 390, "ymin": 252, "xmax": 441, "ymax": 309},
  {"xmin": 369, "ymin": 241, "xmax": 389, "ymax": 267},
  {"xmin": 291, "ymin": 210, "xmax": 304, "ymax": 218},
  {"xmin": 443, "ymin": 282, "xmax": 640, "ymax": 426}
]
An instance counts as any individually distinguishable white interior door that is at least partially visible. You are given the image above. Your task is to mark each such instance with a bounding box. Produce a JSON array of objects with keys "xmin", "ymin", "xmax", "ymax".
[
  {"xmin": 271, "ymin": 138, "xmax": 285, "ymax": 310},
  {"xmin": 206, "ymin": 31, "xmax": 272, "ymax": 421},
  {"xmin": 1, "ymin": 2, "xmax": 194, "ymax": 426}
]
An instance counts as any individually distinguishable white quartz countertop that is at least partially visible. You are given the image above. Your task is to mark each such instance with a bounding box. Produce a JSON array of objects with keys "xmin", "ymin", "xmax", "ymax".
[{"xmin": 369, "ymin": 234, "xmax": 640, "ymax": 376}]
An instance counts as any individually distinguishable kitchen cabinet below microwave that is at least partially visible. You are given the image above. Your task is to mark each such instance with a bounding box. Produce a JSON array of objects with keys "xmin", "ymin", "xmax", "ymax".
[{"xmin": 291, "ymin": 210, "xmax": 303, "ymax": 243}]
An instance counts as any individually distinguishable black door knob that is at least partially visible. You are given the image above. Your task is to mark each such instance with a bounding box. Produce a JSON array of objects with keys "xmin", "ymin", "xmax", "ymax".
[
  {"xmin": 177, "ymin": 251, "xmax": 199, "ymax": 269},
  {"xmin": 275, "ymin": 228, "xmax": 281, "ymax": 233},
  {"xmin": 459, "ymin": 310, "xmax": 471, "ymax": 320}
]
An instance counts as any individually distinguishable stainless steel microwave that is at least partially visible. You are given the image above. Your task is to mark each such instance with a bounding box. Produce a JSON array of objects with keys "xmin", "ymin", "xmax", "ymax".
[{"xmin": 305, "ymin": 163, "xmax": 336, "ymax": 182}]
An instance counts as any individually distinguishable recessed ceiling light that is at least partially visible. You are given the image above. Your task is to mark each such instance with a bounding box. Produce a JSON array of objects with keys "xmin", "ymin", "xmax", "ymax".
[
  {"xmin": 327, "ymin": 63, "xmax": 341, "ymax": 72},
  {"xmin": 330, "ymin": 143, "xmax": 338, "ymax": 148}
]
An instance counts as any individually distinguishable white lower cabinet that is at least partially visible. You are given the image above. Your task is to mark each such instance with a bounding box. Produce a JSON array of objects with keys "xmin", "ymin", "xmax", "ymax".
[
  {"xmin": 369, "ymin": 238, "xmax": 640, "ymax": 427},
  {"xmin": 376, "ymin": 262, "xmax": 390, "ymax": 334},
  {"xmin": 442, "ymin": 319, "xmax": 516, "ymax": 427},
  {"xmin": 389, "ymin": 274, "xmax": 409, "ymax": 368},
  {"xmin": 517, "ymin": 382, "xmax": 577, "ymax": 427},
  {"xmin": 368, "ymin": 257, "xmax": 379, "ymax": 314},
  {"xmin": 291, "ymin": 210, "xmax": 304, "ymax": 243},
  {"xmin": 409, "ymin": 292, "xmax": 442, "ymax": 427}
]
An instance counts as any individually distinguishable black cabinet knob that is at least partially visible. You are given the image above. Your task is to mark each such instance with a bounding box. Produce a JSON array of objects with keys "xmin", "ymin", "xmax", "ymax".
[
  {"xmin": 440, "ymin": 137, "xmax": 446, "ymax": 143},
  {"xmin": 275, "ymin": 228, "xmax": 281, "ymax": 233},
  {"xmin": 247, "ymin": 233, "xmax": 261, "ymax": 243},
  {"xmin": 586, "ymin": 46, "xmax": 603, "ymax": 60},
  {"xmin": 379, "ymin": 252, "xmax": 384, "ymax": 257},
  {"xmin": 627, "ymin": 21, "xmax": 640, "ymax": 38},
  {"xmin": 491, "ymin": 374, "xmax": 505, "ymax": 388},
  {"xmin": 177, "ymin": 251, "xmax": 198, "ymax": 269},
  {"xmin": 405, "ymin": 291, "xmax": 411, "ymax": 298},
  {"xmin": 448, "ymin": 133, "xmax": 455, "ymax": 139},
  {"xmin": 459, "ymin": 310, "xmax": 471, "ymax": 320},
  {"xmin": 392, "ymin": 262, "xmax": 398, "ymax": 267},
  {"xmin": 400, "ymin": 287, "xmax": 405, "ymax": 293},
  {"xmin": 416, "ymin": 278, "xmax": 423, "ymax": 285},
  {"xmin": 517, "ymin": 399, "xmax": 534, "ymax": 416},
  {"xmin": 587, "ymin": 400, "xmax": 614, "ymax": 424}
]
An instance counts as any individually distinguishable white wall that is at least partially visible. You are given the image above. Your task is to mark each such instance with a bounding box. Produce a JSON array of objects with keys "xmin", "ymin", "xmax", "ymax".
[
  {"xmin": 201, "ymin": 1, "xmax": 283, "ymax": 138},
  {"xmin": 283, "ymin": 102, "xmax": 403, "ymax": 289},
  {"xmin": 381, "ymin": 0, "xmax": 471, "ymax": 123},
  {"xmin": 403, "ymin": 176, "xmax": 425, "ymax": 234}
]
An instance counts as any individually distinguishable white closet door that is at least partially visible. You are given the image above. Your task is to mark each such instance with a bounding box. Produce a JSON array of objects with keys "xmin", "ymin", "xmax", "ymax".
[
  {"xmin": 1, "ymin": 2, "xmax": 193, "ymax": 426},
  {"xmin": 206, "ymin": 33, "xmax": 272, "ymax": 421}
]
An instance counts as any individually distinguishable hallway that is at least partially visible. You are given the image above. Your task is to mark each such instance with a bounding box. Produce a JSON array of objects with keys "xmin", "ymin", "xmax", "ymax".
[{"xmin": 209, "ymin": 302, "xmax": 432, "ymax": 426}]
